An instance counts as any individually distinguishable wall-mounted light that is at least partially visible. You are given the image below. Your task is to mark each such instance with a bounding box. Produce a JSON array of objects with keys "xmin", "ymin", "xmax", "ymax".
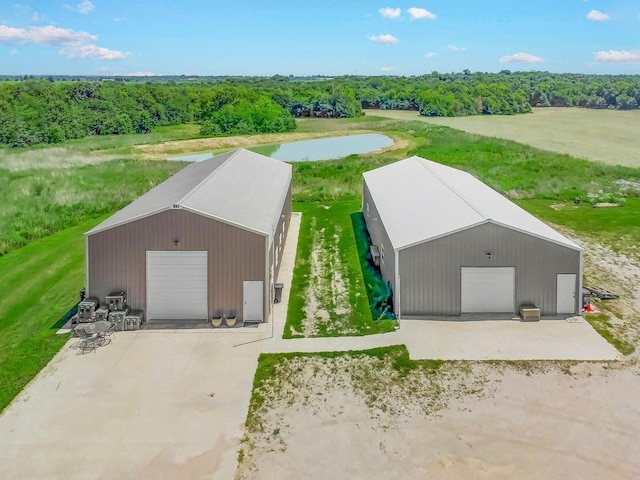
[
  {"xmin": 486, "ymin": 252, "xmax": 493, "ymax": 259},
  {"xmin": 173, "ymin": 239, "xmax": 180, "ymax": 247}
]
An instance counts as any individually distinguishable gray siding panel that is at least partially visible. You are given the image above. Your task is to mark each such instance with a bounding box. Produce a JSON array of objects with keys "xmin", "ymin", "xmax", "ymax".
[
  {"xmin": 399, "ymin": 223, "xmax": 581, "ymax": 316},
  {"xmin": 87, "ymin": 208, "xmax": 265, "ymax": 321},
  {"xmin": 363, "ymin": 182, "xmax": 396, "ymax": 297}
]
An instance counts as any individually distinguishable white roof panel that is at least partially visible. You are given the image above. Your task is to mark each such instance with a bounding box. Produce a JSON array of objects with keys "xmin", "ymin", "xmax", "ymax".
[
  {"xmin": 87, "ymin": 149, "xmax": 291, "ymax": 239},
  {"xmin": 363, "ymin": 156, "xmax": 581, "ymax": 251}
]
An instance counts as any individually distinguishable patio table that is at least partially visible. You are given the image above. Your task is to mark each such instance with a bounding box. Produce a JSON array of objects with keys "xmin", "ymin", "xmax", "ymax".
[{"xmin": 75, "ymin": 320, "xmax": 113, "ymax": 349}]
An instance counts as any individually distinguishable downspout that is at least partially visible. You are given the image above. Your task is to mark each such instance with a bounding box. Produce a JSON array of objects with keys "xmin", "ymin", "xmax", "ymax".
[
  {"xmin": 265, "ymin": 233, "xmax": 270, "ymax": 323},
  {"xmin": 85, "ymin": 235, "xmax": 90, "ymax": 296},
  {"xmin": 578, "ymin": 250, "xmax": 584, "ymax": 315},
  {"xmin": 395, "ymin": 249, "xmax": 401, "ymax": 325}
]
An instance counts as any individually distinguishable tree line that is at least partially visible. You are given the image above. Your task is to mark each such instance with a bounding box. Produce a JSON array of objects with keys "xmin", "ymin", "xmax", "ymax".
[{"xmin": 1, "ymin": 71, "xmax": 639, "ymax": 147}]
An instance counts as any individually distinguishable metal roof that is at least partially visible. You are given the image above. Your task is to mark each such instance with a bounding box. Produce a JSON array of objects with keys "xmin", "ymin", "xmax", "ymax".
[
  {"xmin": 87, "ymin": 149, "xmax": 292, "ymax": 240},
  {"xmin": 363, "ymin": 156, "xmax": 581, "ymax": 251}
]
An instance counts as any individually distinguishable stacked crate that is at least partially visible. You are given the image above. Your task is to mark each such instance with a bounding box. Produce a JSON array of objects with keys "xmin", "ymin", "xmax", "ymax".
[
  {"xmin": 77, "ymin": 297, "xmax": 100, "ymax": 323},
  {"xmin": 124, "ymin": 310, "xmax": 144, "ymax": 331},
  {"xmin": 106, "ymin": 291, "xmax": 130, "ymax": 331}
]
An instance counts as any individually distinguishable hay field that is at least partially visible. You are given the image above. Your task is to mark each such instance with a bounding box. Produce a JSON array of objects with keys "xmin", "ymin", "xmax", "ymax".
[{"xmin": 368, "ymin": 108, "xmax": 640, "ymax": 167}]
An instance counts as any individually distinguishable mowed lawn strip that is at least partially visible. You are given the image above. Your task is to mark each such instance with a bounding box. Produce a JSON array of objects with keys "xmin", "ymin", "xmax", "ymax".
[
  {"xmin": 284, "ymin": 201, "xmax": 395, "ymax": 338},
  {"xmin": 0, "ymin": 216, "xmax": 105, "ymax": 413}
]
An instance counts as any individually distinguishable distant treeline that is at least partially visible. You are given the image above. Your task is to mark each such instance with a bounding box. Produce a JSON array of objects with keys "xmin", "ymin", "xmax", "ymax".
[{"xmin": 1, "ymin": 71, "xmax": 639, "ymax": 147}]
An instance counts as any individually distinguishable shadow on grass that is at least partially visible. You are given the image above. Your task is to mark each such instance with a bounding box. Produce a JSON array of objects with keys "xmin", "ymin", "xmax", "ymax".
[
  {"xmin": 50, "ymin": 304, "xmax": 78, "ymax": 330},
  {"xmin": 351, "ymin": 212, "xmax": 396, "ymax": 321}
]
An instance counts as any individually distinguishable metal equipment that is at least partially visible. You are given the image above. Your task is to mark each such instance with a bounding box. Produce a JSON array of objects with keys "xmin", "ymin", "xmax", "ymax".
[
  {"xmin": 105, "ymin": 291, "xmax": 127, "ymax": 311},
  {"xmin": 77, "ymin": 297, "xmax": 100, "ymax": 322},
  {"xmin": 108, "ymin": 309, "xmax": 129, "ymax": 331},
  {"xmin": 124, "ymin": 310, "xmax": 144, "ymax": 331}
]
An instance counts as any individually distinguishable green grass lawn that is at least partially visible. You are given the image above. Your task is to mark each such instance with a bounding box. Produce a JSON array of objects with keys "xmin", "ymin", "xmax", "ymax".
[
  {"xmin": 284, "ymin": 201, "xmax": 396, "ymax": 338},
  {"xmin": 0, "ymin": 216, "xmax": 105, "ymax": 413},
  {"xmin": 519, "ymin": 198, "xmax": 640, "ymax": 260}
]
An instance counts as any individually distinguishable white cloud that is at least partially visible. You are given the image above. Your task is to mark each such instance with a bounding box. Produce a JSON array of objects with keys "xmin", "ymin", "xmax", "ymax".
[
  {"xmin": 407, "ymin": 7, "xmax": 436, "ymax": 20},
  {"xmin": 77, "ymin": 1, "xmax": 95, "ymax": 14},
  {"xmin": 593, "ymin": 50, "xmax": 640, "ymax": 63},
  {"xmin": 368, "ymin": 33, "xmax": 398, "ymax": 45},
  {"xmin": 444, "ymin": 45, "xmax": 466, "ymax": 51},
  {"xmin": 0, "ymin": 25, "xmax": 29, "ymax": 43},
  {"xmin": 425, "ymin": 52, "xmax": 438, "ymax": 58},
  {"xmin": 65, "ymin": 1, "xmax": 95, "ymax": 15},
  {"xmin": 0, "ymin": 23, "xmax": 127, "ymax": 60},
  {"xmin": 63, "ymin": 43, "xmax": 127, "ymax": 60},
  {"xmin": 587, "ymin": 10, "xmax": 610, "ymax": 21},
  {"xmin": 500, "ymin": 52, "xmax": 544, "ymax": 63},
  {"xmin": 32, "ymin": 12, "xmax": 41, "ymax": 23},
  {"xmin": 29, "ymin": 25, "xmax": 96, "ymax": 45},
  {"xmin": 379, "ymin": 7, "xmax": 401, "ymax": 19},
  {"xmin": 127, "ymin": 71, "xmax": 155, "ymax": 76}
]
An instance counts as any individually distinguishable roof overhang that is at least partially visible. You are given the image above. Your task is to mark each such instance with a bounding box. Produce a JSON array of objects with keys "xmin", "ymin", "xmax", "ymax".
[{"xmin": 85, "ymin": 205, "xmax": 268, "ymax": 238}]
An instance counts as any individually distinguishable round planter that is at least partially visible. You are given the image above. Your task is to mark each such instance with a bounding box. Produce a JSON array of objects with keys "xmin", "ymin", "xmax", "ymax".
[
  {"xmin": 225, "ymin": 316, "xmax": 237, "ymax": 328},
  {"xmin": 211, "ymin": 316, "xmax": 223, "ymax": 328}
]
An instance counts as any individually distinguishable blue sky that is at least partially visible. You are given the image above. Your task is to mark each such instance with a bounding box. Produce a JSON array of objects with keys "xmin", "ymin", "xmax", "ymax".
[{"xmin": 0, "ymin": 1, "xmax": 639, "ymax": 76}]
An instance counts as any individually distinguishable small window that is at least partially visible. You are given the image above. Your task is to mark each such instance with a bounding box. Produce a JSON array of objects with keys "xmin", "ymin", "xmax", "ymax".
[{"xmin": 380, "ymin": 243, "xmax": 385, "ymax": 264}]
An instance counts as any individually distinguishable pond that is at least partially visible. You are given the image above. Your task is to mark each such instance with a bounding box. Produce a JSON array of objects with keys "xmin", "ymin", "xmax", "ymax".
[{"xmin": 250, "ymin": 133, "xmax": 393, "ymax": 162}]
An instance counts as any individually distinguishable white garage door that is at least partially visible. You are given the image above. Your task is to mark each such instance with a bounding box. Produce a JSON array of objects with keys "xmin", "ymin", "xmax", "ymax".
[
  {"xmin": 147, "ymin": 251, "xmax": 208, "ymax": 320},
  {"xmin": 461, "ymin": 267, "xmax": 515, "ymax": 313}
]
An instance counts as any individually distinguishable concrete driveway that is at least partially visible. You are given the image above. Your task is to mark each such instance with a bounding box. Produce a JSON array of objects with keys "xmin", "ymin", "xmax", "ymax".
[
  {"xmin": 0, "ymin": 329, "xmax": 264, "ymax": 480},
  {"xmin": 398, "ymin": 317, "xmax": 620, "ymax": 360}
]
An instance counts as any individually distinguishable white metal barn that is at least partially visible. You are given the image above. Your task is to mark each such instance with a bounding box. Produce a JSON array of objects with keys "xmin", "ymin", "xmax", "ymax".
[{"xmin": 362, "ymin": 156, "xmax": 583, "ymax": 318}]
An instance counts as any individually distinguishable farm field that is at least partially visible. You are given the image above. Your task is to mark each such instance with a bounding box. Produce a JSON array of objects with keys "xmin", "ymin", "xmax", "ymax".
[{"xmin": 369, "ymin": 108, "xmax": 640, "ymax": 167}]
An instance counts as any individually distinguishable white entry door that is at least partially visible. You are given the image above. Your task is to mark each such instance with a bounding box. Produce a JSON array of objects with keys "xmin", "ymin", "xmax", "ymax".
[
  {"xmin": 461, "ymin": 267, "xmax": 515, "ymax": 313},
  {"xmin": 147, "ymin": 251, "xmax": 208, "ymax": 320},
  {"xmin": 243, "ymin": 281, "xmax": 263, "ymax": 322},
  {"xmin": 556, "ymin": 274, "xmax": 576, "ymax": 314}
]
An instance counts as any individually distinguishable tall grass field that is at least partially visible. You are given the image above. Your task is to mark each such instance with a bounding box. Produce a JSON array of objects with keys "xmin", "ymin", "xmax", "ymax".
[{"xmin": 370, "ymin": 108, "xmax": 640, "ymax": 168}]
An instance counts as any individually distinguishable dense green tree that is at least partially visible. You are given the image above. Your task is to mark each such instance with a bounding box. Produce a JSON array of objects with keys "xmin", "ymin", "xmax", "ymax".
[{"xmin": 1, "ymin": 72, "xmax": 640, "ymax": 147}]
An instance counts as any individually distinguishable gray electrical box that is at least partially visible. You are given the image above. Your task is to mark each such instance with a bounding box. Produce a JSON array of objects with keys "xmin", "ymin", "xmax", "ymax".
[
  {"xmin": 124, "ymin": 310, "xmax": 144, "ymax": 331},
  {"xmin": 94, "ymin": 306, "xmax": 109, "ymax": 322},
  {"xmin": 78, "ymin": 298, "xmax": 99, "ymax": 322},
  {"xmin": 105, "ymin": 291, "xmax": 127, "ymax": 311},
  {"xmin": 108, "ymin": 309, "xmax": 129, "ymax": 331}
]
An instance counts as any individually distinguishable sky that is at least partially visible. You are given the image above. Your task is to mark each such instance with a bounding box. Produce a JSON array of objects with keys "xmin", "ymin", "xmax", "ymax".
[{"xmin": 0, "ymin": 1, "xmax": 639, "ymax": 76}]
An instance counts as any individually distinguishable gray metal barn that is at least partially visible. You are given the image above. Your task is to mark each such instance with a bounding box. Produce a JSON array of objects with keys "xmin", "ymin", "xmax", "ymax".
[
  {"xmin": 363, "ymin": 156, "xmax": 583, "ymax": 318},
  {"xmin": 85, "ymin": 148, "xmax": 292, "ymax": 324}
]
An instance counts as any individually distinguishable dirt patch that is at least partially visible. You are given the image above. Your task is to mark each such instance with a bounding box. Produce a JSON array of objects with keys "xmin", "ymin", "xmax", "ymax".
[
  {"xmin": 581, "ymin": 240, "xmax": 640, "ymax": 355},
  {"xmin": 236, "ymin": 355, "xmax": 640, "ymax": 480}
]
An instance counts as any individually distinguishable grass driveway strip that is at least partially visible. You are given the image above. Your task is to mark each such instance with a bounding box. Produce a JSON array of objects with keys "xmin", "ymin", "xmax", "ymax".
[
  {"xmin": 284, "ymin": 201, "xmax": 395, "ymax": 338},
  {"xmin": 0, "ymin": 216, "xmax": 105, "ymax": 413}
]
